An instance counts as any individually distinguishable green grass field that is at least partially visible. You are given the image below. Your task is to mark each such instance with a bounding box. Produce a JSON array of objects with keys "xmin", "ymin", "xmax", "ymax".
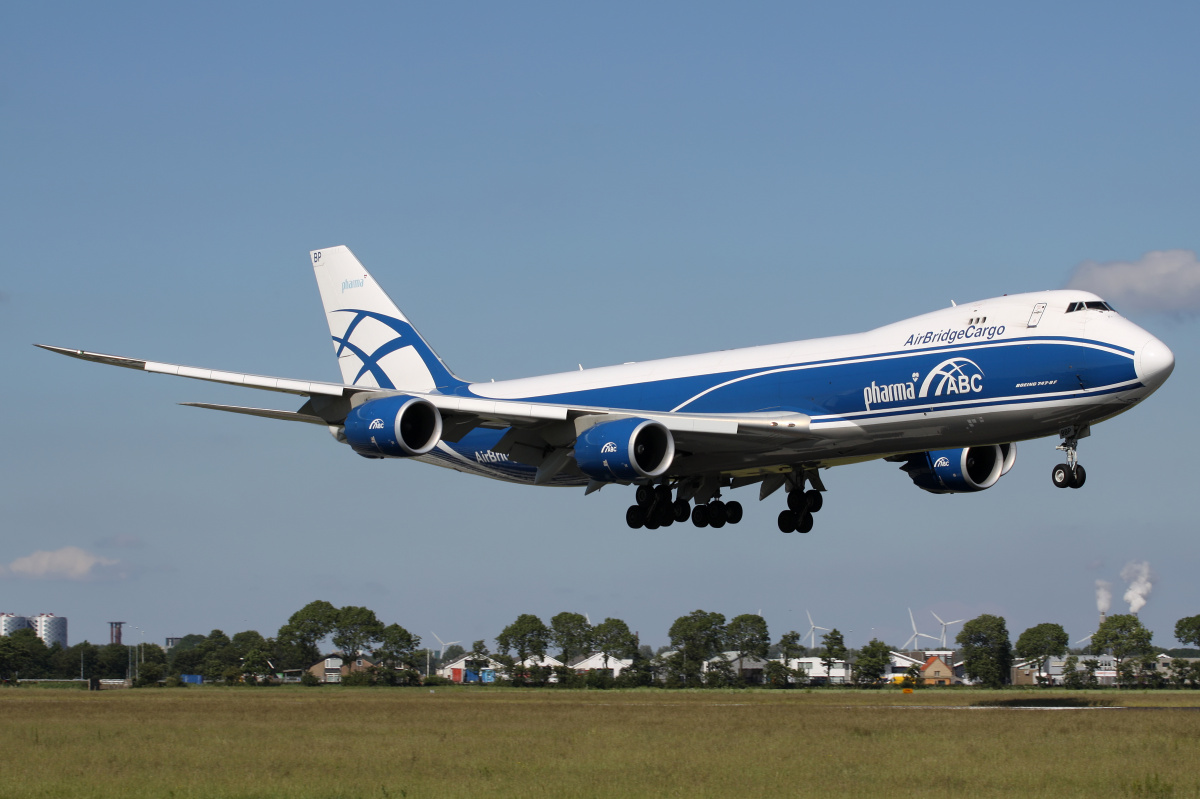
[{"xmin": 3, "ymin": 687, "xmax": 1199, "ymax": 798}]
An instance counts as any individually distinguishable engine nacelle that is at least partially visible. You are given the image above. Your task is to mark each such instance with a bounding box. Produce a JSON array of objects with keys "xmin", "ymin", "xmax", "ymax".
[
  {"xmin": 343, "ymin": 395, "xmax": 443, "ymax": 458},
  {"xmin": 901, "ymin": 444, "xmax": 1014, "ymax": 494},
  {"xmin": 574, "ymin": 418, "xmax": 675, "ymax": 482}
]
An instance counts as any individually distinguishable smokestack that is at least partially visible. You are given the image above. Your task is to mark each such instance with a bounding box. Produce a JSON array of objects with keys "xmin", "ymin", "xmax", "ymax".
[{"xmin": 1099, "ymin": 611, "xmax": 1106, "ymax": 628}]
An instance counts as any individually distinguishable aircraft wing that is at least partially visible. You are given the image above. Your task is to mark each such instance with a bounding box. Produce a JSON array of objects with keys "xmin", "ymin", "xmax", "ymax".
[{"xmin": 36, "ymin": 344, "xmax": 814, "ymax": 477}]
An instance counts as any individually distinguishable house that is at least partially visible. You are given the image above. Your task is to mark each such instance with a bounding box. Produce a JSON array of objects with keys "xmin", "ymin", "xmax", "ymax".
[
  {"xmin": 511, "ymin": 654, "xmax": 563, "ymax": 682},
  {"xmin": 438, "ymin": 653, "xmax": 505, "ymax": 684},
  {"xmin": 920, "ymin": 655, "xmax": 954, "ymax": 686},
  {"xmin": 776, "ymin": 656, "xmax": 850, "ymax": 684},
  {"xmin": 570, "ymin": 652, "xmax": 634, "ymax": 678},
  {"xmin": 704, "ymin": 651, "xmax": 771, "ymax": 683},
  {"xmin": 307, "ymin": 655, "xmax": 375, "ymax": 684}
]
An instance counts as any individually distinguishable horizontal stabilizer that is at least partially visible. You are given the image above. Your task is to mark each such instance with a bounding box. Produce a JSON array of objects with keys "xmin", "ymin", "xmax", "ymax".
[{"xmin": 179, "ymin": 403, "xmax": 330, "ymax": 425}]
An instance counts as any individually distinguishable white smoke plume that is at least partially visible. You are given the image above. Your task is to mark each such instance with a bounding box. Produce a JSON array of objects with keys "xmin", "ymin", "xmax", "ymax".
[
  {"xmin": 1121, "ymin": 561, "xmax": 1154, "ymax": 614},
  {"xmin": 1095, "ymin": 580, "xmax": 1112, "ymax": 613}
]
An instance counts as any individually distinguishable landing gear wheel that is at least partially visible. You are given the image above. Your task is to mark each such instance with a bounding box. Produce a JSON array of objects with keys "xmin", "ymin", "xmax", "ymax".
[
  {"xmin": 709, "ymin": 501, "xmax": 728, "ymax": 528},
  {"xmin": 1052, "ymin": 463, "xmax": 1072, "ymax": 488},
  {"xmin": 777, "ymin": 510, "xmax": 797, "ymax": 533},
  {"xmin": 691, "ymin": 505, "xmax": 710, "ymax": 527},
  {"xmin": 805, "ymin": 490, "xmax": 823, "ymax": 513},
  {"xmin": 1070, "ymin": 464, "xmax": 1087, "ymax": 489},
  {"xmin": 655, "ymin": 485, "xmax": 673, "ymax": 506},
  {"xmin": 673, "ymin": 499, "xmax": 691, "ymax": 522},
  {"xmin": 787, "ymin": 490, "xmax": 809, "ymax": 513},
  {"xmin": 655, "ymin": 502, "xmax": 675, "ymax": 526},
  {"xmin": 626, "ymin": 505, "xmax": 645, "ymax": 529},
  {"xmin": 636, "ymin": 485, "xmax": 655, "ymax": 507},
  {"xmin": 725, "ymin": 501, "xmax": 743, "ymax": 525},
  {"xmin": 797, "ymin": 512, "xmax": 814, "ymax": 534}
]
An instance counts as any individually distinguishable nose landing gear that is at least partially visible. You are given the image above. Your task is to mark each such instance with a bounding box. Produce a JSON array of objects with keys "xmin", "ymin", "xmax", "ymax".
[{"xmin": 1052, "ymin": 425, "xmax": 1089, "ymax": 489}]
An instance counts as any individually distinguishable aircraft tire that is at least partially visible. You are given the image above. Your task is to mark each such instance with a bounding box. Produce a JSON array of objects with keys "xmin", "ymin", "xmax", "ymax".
[
  {"xmin": 805, "ymin": 490, "xmax": 823, "ymax": 513},
  {"xmin": 1052, "ymin": 463, "xmax": 1073, "ymax": 488},
  {"xmin": 1070, "ymin": 464, "xmax": 1087, "ymax": 489},
  {"xmin": 725, "ymin": 501, "xmax": 743, "ymax": 524},
  {"xmin": 655, "ymin": 502, "xmax": 675, "ymax": 526},
  {"xmin": 673, "ymin": 499, "xmax": 691, "ymax": 522},
  {"xmin": 777, "ymin": 510, "xmax": 797, "ymax": 533},
  {"xmin": 626, "ymin": 505, "xmax": 645, "ymax": 529},
  {"xmin": 709, "ymin": 501, "xmax": 728, "ymax": 528},
  {"xmin": 644, "ymin": 517, "xmax": 660, "ymax": 530},
  {"xmin": 797, "ymin": 512, "xmax": 814, "ymax": 534},
  {"xmin": 691, "ymin": 505, "xmax": 710, "ymax": 527},
  {"xmin": 787, "ymin": 490, "xmax": 809, "ymax": 513},
  {"xmin": 636, "ymin": 485, "xmax": 655, "ymax": 507}
]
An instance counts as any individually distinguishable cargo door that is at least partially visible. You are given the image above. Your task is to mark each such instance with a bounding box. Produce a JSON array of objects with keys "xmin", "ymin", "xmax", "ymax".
[{"xmin": 1027, "ymin": 302, "xmax": 1047, "ymax": 328}]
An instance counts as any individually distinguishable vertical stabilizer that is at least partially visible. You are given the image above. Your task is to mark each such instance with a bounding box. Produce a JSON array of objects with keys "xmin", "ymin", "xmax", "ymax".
[{"xmin": 310, "ymin": 246, "xmax": 463, "ymax": 391}]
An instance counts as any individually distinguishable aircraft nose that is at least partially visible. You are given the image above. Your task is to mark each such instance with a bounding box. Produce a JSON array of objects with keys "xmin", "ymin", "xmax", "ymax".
[{"xmin": 1135, "ymin": 335, "xmax": 1175, "ymax": 390}]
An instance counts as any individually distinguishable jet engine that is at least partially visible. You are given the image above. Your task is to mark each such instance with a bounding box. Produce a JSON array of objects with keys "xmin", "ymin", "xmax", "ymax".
[
  {"xmin": 900, "ymin": 443, "xmax": 1016, "ymax": 494},
  {"xmin": 574, "ymin": 417, "xmax": 675, "ymax": 482},
  {"xmin": 343, "ymin": 395, "xmax": 443, "ymax": 458}
]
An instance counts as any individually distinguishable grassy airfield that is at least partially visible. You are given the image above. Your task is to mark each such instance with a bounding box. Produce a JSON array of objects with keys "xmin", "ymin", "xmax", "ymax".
[{"xmin": 2, "ymin": 687, "xmax": 1198, "ymax": 798}]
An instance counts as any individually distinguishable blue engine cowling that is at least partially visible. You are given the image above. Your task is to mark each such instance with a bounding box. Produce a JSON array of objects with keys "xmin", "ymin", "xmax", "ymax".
[
  {"xmin": 574, "ymin": 417, "xmax": 675, "ymax": 482},
  {"xmin": 900, "ymin": 443, "xmax": 1016, "ymax": 494},
  {"xmin": 343, "ymin": 395, "xmax": 443, "ymax": 459}
]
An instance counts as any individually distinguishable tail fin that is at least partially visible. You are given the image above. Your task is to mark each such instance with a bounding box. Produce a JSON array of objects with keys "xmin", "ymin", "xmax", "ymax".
[{"xmin": 310, "ymin": 246, "xmax": 465, "ymax": 392}]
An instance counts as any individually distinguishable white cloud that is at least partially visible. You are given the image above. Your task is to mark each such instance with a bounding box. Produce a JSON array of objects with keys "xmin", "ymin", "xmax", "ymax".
[
  {"xmin": 2, "ymin": 546, "xmax": 121, "ymax": 581},
  {"xmin": 1066, "ymin": 250, "xmax": 1200, "ymax": 315}
]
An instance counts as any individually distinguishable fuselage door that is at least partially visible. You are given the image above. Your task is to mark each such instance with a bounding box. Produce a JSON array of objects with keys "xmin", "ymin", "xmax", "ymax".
[{"xmin": 1027, "ymin": 302, "xmax": 1047, "ymax": 328}]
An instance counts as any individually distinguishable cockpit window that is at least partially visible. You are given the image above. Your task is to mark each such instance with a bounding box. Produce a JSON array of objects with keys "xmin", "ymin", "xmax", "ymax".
[{"xmin": 1066, "ymin": 301, "xmax": 1117, "ymax": 313}]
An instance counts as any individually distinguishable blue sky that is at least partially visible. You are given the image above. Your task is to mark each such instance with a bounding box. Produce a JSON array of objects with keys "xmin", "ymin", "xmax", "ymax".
[{"xmin": 3, "ymin": 3, "xmax": 1198, "ymax": 654}]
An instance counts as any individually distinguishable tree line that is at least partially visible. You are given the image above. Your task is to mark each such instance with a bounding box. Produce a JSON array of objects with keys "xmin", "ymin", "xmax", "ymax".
[{"xmin": 4, "ymin": 603, "xmax": 1198, "ymax": 688}]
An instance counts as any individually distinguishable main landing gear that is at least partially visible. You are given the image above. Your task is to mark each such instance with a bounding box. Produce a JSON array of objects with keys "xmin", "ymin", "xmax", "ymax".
[
  {"xmin": 777, "ymin": 487, "xmax": 823, "ymax": 534},
  {"xmin": 625, "ymin": 484, "xmax": 743, "ymax": 530},
  {"xmin": 1051, "ymin": 425, "xmax": 1088, "ymax": 489}
]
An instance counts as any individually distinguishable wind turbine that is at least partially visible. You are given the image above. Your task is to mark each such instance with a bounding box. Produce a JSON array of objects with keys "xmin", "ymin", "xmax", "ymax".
[
  {"xmin": 930, "ymin": 611, "xmax": 966, "ymax": 649},
  {"xmin": 431, "ymin": 632, "xmax": 460, "ymax": 660},
  {"xmin": 903, "ymin": 609, "xmax": 939, "ymax": 651},
  {"xmin": 805, "ymin": 610, "xmax": 831, "ymax": 650},
  {"xmin": 1073, "ymin": 632, "xmax": 1094, "ymax": 653}
]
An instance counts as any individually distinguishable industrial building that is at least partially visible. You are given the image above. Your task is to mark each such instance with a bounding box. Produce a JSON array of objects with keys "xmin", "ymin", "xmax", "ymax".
[{"xmin": 0, "ymin": 612, "xmax": 68, "ymax": 648}]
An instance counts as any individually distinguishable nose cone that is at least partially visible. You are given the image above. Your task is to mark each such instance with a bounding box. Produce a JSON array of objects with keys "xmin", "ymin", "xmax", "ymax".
[{"xmin": 1135, "ymin": 336, "xmax": 1175, "ymax": 390}]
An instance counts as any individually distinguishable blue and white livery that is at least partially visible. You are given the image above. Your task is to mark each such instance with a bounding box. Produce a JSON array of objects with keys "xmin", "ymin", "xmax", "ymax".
[{"xmin": 38, "ymin": 245, "xmax": 1175, "ymax": 534}]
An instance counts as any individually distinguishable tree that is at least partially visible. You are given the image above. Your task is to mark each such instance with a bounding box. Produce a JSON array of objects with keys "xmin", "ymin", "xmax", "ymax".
[
  {"xmin": 279, "ymin": 600, "xmax": 338, "ymax": 664},
  {"xmin": 591, "ymin": 617, "xmax": 637, "ymax": 672},
  {"xmin": 549, "ymin": 612, "xmax": 593, "ymax": 666},
  {"xmin": 777, "ymin": 631, "xmax": 805, "ymax": 686},
  {"xmin": 373, "ymin": 624, "xmax": 420, "ymax": 670},
  {"xmin": 1015, "ymin": 623, "xmax": 1069, "ymax": 685},
  {"xmin": 854, "ymin": 638, "xmax": 893, "ymax": 685},
  {"xmin": 820, "ymin": 629, "xmax": 847, "ymax": 684},
  {"xmin": 667, "ymin": 610, "xmax": 727, "ymax": 687},
  {"xmin": 1092, "ymin": 614, "xmax": 1154, "ymax": 679},
  {"xmin": 495, "ymin": 615, "xmax": 550, "ymax": 684},
  {"xmin": 956, "ymin": 614, "xmax": 1012, "ymax": 688},
  {"xmin": 330, "ymin": 606, "xmax": 385, "ymax": 660},
  {"xmin": 0, "ymin": 629, "xmax": 51, "ymax": 679},
  {"xmin": 726, "ymin": 614, "xmax": 770, "ymax": 683},
  {"xmin": 1175, "ymin": 615, "xmax": 1200, "ymax": 648},
  {"xmin": 442, "ymin": 643, "xmax": 466, "ymax": 664}
]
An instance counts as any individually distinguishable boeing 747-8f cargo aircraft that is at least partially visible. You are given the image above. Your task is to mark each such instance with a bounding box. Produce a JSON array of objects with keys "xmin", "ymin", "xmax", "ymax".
[{"xmin": 39, "ymin": 246, "xmax": 1175, "ymax": 534}]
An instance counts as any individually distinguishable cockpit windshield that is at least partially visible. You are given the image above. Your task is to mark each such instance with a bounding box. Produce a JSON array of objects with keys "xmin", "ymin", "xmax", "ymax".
[{"xmin": 1065, "ymin": 300, "xmax": 1117, "ymax": 313}]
